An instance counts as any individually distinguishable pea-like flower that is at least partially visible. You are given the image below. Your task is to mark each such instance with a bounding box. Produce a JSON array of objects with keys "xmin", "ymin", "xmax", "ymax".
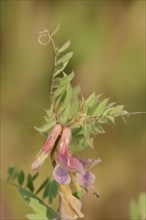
[
  {"xmin": 53, "ymin": 127, "xmax": 101, "ymax": 189},
  {"xmin": 31, "ymin": 124, "xmax": 62, "ymax": 170}
]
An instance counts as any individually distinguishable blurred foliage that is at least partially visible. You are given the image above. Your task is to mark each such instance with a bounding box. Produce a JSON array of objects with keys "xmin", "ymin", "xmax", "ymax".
[
  {"xmin": 1, "ymin": 1, "xmax": 145, "ymax": 220},
  {"xmin": 130, "ymin": 193, "xmax": 146, "ymax": 220}
]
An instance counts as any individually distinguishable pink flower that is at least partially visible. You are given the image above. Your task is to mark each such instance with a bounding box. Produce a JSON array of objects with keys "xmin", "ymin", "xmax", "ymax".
[
  {"xmin": 53, "ymin": 127, "xmax": 101, "ymax": 188},
  {"xmin": 31, "ymin": 124, "xmax": 62, "ymax": 170}
]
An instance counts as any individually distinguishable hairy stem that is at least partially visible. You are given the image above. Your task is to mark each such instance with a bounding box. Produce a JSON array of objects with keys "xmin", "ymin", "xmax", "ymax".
[
  {"xmin": 128, "ymin": 111, "xmax": 146, "ymax": 116},
  {"xmin": 49, "ymin": 35, "xmax": 58, "ymax": 98}
]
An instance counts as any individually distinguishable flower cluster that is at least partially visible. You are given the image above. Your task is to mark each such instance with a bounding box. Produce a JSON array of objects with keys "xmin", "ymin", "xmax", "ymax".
[{"xmin": 31, "ymin": 124, "xmax": 101, "ymax": 219}]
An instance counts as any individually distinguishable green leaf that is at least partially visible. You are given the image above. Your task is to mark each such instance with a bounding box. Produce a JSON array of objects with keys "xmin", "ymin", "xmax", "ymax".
[
  {"xmin": 86, "ymin": 137, "xmax": 94, "ymax": 148},
  {"xmin": 83, "ymin": 124, "xmax": 89, "ymax": 138},
  {"xmin": 97, "ymin": 117, "xmax": 108, "ymax": 124},
  {"xmin": 60, "ymin": 72, "xmax": 75, "ymax": 86},
  {"xmin": 105, "ymin": 115, "xmax": 115, "ymax": 124},
  {"xmin": 43, "ymin": 180, "xmax": 59, "ymax": 204},
  {"xmin": 19, "ymin": 188, "xmax": 59, "ymax": 219},
  {"xmin": 57, "ymin": 52, "xmax": 73, "ymax": 65},
  {"xmin": 35, "ymin": 178, "xmax": 49, "ymax": 195},
  {"xmin": 58, "ymin": 85, "xmax": 73, "ymax": 115},
  {"xmin": 55, "ymin": 52, "xmax": 73, "ymax": 76},
  {"xmin": 26, "ymin": 214, "xmax": 48, "ymax": 220},
  {"xmin": 71, "ymin": 126, "xmax": 89, "ymax": 152},
  {"xmin": 27, "ymin": 174, "xmax": 34, "ymax": 192},
  {"xmin": 43, "ymin": 183, "xmax": 50, "ymax": 199},
  {"xmin": 59, "ymin": 104, "xmax": 70, "ymax": 125},
  {"xmin": 34, "ymin": 119, "xmax": 56, "ymax": 134},
  {"xmin": 93, "ymin": 98, "xmax": 109, "ymax": 117},
  {"xmin": 26, "ymin": 198, "xmax": 47, "ymax": 215},
  {"xmin": 58, "ymin": 40, "xmax": 71, "ymax": 53},
  {"xmin": 68, "ymin": 98, "xmax": 79, "ymax": 120},
  {"xmin": 113, "ymin": 110, "xmax": 128, "ymax": 117},
  {"xmin": 87, "ymin": 99, "xmax": 97, "ymax": 115},
  {"xmin": 18, "ymin": 170, "xmax": 25, "ymax": 186},
  {"xmin": 71, "ymin": 138, "xmax": 88, "ymax": 152},
  {"xmin": 108, "ymin": 105, "xmax": 125, "ymax": 115},
  {"xmin": 32, "ymin": 172, "xmax": 39, "ymax": 181},
  {"xmin": 94, "ymin": 122, "xmax": 105, "ymax": 134},
  {"xmin": 51, "ymin": 23, "xmax": 60, "ymax": 37},
  {"xmin": 85, "ymin": 93, "xmax": 96, "ymax": 106},
  {"xmin": 7, "ymin": 166, "xmax": 15, "ymax": 180},
  {"xmin": 53, "ymin": 78, "xmax": 61, "ymax": 88},
  {"xmin": 54, "ymin": 84, "xmax": 67, "ymax": 97},
  {"xmin": 48, "ymin": 180, "xmax": 59, "ymax": 204},
  {"xmin": 45, "ymin": 106, "xmax": 54, "ymax": 117},
  {"xmin": 55, "ymin": 89, "xmax": 66, "ymax": 107}
]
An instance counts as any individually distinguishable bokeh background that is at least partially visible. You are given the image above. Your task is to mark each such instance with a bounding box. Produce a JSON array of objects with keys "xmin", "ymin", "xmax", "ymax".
[{"xmin": 1, "ymin": 0, "xmax": 145, "ymax": 219}]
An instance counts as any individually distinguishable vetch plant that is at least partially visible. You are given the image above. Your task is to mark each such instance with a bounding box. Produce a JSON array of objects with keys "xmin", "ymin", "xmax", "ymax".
[{"xmin": 6, "ymin": 25, "xmax": 144, "ymax": 220}]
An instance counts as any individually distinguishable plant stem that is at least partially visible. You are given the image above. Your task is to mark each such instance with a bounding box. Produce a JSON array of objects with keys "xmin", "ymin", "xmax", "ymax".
[
  {"xmin": 49, "ymin": 35, "xmax": 58, "ymax": 98},
  {"xmin": 128, "ymin": 111, "xmax": 146, "ymax": 116},
  {"xmin": 38, "ymin": 29, "xmax": 60, "ymax": 122}
]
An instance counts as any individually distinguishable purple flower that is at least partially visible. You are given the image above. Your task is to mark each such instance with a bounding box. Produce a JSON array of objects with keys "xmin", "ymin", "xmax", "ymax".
[
  {"xmin": 53, "ymin": 127, "xmax": 101, "ymax": 188},
  {"xmin": 31, "ymin": 124, "xmax": 62, "ymax": 170}
]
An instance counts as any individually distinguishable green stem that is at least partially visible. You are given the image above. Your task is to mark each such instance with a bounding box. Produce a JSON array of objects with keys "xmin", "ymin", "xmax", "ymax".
[{"xmin": 127, "ymin": 111, "xmax": 146, "ymax": 116}]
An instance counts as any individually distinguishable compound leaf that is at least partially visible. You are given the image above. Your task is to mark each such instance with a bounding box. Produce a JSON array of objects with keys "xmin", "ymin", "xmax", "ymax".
[{"xmin": 19, "ymin": 188, "xmax": 59, "ymax": 220}]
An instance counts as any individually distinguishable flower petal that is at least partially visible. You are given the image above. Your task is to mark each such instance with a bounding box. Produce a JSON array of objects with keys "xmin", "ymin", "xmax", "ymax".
[
  {"xmin": 58, "ymin": 154, "xmax": 68, "ymax": 167},
  {"xmin": 42, "ymin": 124, "xmax": 62, "ymax": 153},
  {"xmin": 31, "ymin": 150, "xmax": 48, "ymax": 170},
  {"xmin": 59, "ymin": 127, "xmax": 71, "ymax": 148},
  {"xmin": 58, "ymin": 127, "xmax": 72, "ymax": 167},
  {"xmin": 76, "ymin": 171, "xmax": 95, "ymax": 187},
  {"xmin": 53, "ymin": 164, "xmax": 71, "ymax": 185},
  {"xmin": 68, "ymin": 156, "xmax": 85, "ymax": 174},
  {"xmin": 79, "ymin": 158, "xmax": 102, "ymax": 169}
]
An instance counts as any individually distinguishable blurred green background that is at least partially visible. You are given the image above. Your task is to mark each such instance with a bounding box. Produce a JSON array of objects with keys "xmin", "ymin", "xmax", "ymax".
[{"xmin": 1, "ymin": 0, "xmax": 145, "ymax": 219}]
